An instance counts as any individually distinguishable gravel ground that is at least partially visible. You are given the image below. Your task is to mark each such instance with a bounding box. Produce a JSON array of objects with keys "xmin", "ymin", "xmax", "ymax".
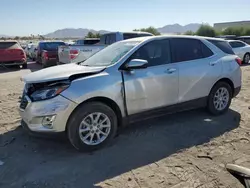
[{"xmin": 0, "ymin": 62, "xmax": 250, "ymax": 188}]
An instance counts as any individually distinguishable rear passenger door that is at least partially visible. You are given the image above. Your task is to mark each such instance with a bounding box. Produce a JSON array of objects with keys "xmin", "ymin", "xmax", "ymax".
[{"xmin": 170, "ymin": 38, "xmax": 222, "ymax": 103}]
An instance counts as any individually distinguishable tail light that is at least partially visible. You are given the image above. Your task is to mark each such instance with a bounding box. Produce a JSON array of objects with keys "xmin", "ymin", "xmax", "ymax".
[
  {"xmin": 70, "ymin": 49, "xmax": 79, "ymax": 60},
  {"xmin": 20, "ymin": 50, "xmax": 25, "ymax": 56},
  {"xmin": 235, "ymin": 57, "xmax": 242, "ymax": 66},
  {"xmin": 43, "ymin": 51, "xmax": 49, "ymax": 60}
]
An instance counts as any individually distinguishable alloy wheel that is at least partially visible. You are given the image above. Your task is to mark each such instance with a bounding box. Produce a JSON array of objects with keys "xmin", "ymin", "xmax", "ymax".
[
  {"xmin": 213, "ymin": 87, "xmax": 229, "ymax": 111},
  {"xmin": 79, "ymin": 112, "xmax": 111, "ymax": 145}
]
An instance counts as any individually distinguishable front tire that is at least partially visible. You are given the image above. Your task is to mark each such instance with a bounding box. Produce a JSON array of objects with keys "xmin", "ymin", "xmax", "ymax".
[
  {"xmin": 207, "ymin": 82, "xmax": 232, "ymax": 115},
  {"xmin": 42, "ymin": 59, "xmax": 48, "ymax": 68},
  {"xmin": 67, "ymin": 102, "xmax": 118, "ymax": 152}
]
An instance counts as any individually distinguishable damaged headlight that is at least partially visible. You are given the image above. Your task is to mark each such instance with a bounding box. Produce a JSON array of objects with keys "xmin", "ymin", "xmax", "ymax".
[{"xmin": 30, "ymin": 82, "xmax": 70, "ymax": 101}]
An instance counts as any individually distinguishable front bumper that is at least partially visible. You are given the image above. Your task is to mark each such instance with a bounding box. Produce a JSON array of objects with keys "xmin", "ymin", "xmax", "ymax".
[{"xmin": 19, "ymin": 95, "xmax": 77, "ymax": 133}]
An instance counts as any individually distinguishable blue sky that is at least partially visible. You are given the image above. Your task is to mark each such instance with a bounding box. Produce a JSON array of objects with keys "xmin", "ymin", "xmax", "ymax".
[{"xmin": 1, "ymin": 0, "xmax": 250, "ymax": 36}]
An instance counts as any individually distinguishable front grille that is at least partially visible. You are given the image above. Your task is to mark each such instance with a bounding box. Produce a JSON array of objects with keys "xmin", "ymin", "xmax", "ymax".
[{"xmin": 20, "ymin": 93, "xmax": 28, "ymax": 110}]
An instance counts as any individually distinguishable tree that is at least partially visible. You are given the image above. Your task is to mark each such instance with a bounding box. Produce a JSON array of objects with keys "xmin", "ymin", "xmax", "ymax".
[
  {"xmin": 95, "ymin": 33, "xmax": 101, "ymax": 38},
  {"xmin": 184, "ymin": 30, "xmax": 195, "ymax": 35},
  {"xmin": 196, "ymin": 24, "xmax": 216, "ymax": 37},
  {"xmin": 85, "ymin": 32, "xmax": 100, "ymax": 38},
  {"xmin": 133, "ymin": 26, "xmax": 161, "ymax": 36},
  {"xmin": 244, "ymin": 28, "xmax": 250, "ymax": 35},
  {"xmin": 222, "ymin": 27, "xmax": 243, "ymax": 36},
  {"xmin": 14, "ymin": 36, "xmax": 20, "ymax": 40}
]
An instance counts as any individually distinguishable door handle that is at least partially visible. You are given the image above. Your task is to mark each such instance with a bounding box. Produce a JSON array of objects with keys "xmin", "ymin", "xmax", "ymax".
[
  {"xmin": 209, "ymin": 62, "xmax": 217, "ymax": 66},
  {"xmin": 165, "ymin": 68, "xmax": 177, "ymax": 74}
]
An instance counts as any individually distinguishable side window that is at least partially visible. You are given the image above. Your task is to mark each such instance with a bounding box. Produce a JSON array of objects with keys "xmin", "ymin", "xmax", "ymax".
[
  {"xmin": 229, "ymin": 41, "xmax": 245, "ymax": 48},
  {"xmin": 130, "ymin": 40, "xmax": 171, "ymax": 67},
  {"xmin": 236, "ymin": 42, "xmax": 246, "ymax": 47},
  {"xmin": 200, "ymin": 42, "xmax": 214, "ymax": 58},
  {"xmin": 229, "ymin": 42, "xmax": 238, "ymax": 48},
  {"xmin": 171, "ymin": 38, "xmax": 203, "ymax": 63}
]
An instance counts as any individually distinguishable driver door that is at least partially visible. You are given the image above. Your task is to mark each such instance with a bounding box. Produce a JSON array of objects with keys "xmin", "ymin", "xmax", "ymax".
[{"xmin": 122, "ymin": 39, "xmax": 179, "ymax": 115}]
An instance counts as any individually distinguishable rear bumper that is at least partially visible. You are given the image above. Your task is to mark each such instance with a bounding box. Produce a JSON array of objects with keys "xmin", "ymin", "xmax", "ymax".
[
  {"xmin": 233, "ymin": 86, "xmax": 241, "ymax": 98},
  {"xmin": 0, "ymin": 60, "xmax": 27, "ymax": 66}
]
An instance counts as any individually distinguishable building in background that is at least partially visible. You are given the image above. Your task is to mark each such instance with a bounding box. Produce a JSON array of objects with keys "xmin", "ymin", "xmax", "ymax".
[{"xmin": 214, "ymin": 20, "xmax": 250, "ymax": 31}]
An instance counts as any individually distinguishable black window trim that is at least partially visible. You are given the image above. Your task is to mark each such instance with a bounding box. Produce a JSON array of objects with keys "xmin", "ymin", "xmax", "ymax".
[{"xmin": 170, "ymin": 38, "xmax": 208, "ymax": 63}]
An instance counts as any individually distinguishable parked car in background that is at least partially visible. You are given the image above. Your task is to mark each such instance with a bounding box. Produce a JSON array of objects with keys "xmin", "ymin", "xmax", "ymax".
[
  {"xmin": 36, "ymin": 41, "xmax": 65, "ymax": 68},
  {"xmin": 0, "ymin": 40, "xmax": 27, "ymax": 68},
  {"xmin": 229, "ymin": 40, "xmax": 250, "ymax": 64},
  {"xmin": 237, "ymin": 36, "xmax": 250, "ymax": 45},
  {"xmin": 20, "ymin": 36, "xmax": 241, "ymax": 151},
  {"xmin": 58, "ymin": 31, "xmax": 153, "ymax": 65},
  {"xmin": 28, "ymin": 44, "xmax": 38, "ymax": 61},
  {"xmin": 217, "ymin": 35, "xmax": 237, "ymax": 40},
  {"xmin": 24, "ymin": 43, "xmax": 33, "ymax": 57}
]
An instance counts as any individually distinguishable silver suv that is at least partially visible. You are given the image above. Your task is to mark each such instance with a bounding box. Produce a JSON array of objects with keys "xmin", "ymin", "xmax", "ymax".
[{"xmin": 19, "ymin": 36, "xmax": 242, "ymax": 151}]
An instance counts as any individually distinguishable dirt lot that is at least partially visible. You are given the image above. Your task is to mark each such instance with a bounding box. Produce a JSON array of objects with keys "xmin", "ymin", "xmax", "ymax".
[{"xmin": 0, "ymin": 63, "xmax": 250, "ymax": 188}]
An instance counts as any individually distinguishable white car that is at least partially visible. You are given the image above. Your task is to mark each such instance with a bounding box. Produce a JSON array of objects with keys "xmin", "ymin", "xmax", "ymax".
[
  {"xmin": 28, "ymin": 44, "xmax": 38, "ymax": 61},
  {"xmin": 229, "ymin": 40, "xmax": 250, "ymax": 64}
]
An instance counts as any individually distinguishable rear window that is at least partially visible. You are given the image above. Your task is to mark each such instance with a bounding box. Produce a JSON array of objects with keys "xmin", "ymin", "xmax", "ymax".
[
  {"xmin": 40, "ymin": 42, "xmax": 65, "ymax": 50},
  {"xmin": 75, "ymin": 40, "xmax": 84, "ymax": 45},
  {"xmin": 84, "ymin": 39, "xmax": 100, "ymax": 45},
  {"xmin": 207, "ymin": 40, "xmax": 234, "ymax": 55},
  {"xmin": 0, "ymin": 42, "xmax": 19, "ymax": 49},
  {"xmin": 123, "ymin": 33, "xmax": 153, "ymax": 40}
]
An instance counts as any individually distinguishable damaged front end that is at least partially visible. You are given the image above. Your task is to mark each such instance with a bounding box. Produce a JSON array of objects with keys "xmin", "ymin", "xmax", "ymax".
[{"xmin": 25, "ymin": 80, "xmax": 71, "ymax": 102}]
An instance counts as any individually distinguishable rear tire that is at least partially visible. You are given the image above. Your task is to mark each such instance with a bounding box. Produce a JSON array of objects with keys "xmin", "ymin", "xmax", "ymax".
[
  {"xmin": 42, "ymin": 59, "xmax": 48, "ymax": 68},
  {"xmin": 243, "ymin": 53, "xmax": 250, "ymax": 64},
  {"xmin": 207, "ymin": 82, "xmax": 232, "ymax": 115},
  {"xmin": 67, "ymin": 102, "xmax": 118, "ymax": 152}
]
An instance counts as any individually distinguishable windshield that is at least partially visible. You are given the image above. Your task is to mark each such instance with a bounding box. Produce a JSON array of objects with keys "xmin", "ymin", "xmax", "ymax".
[
  {"xmin": 41, "ymin": 42, "xmax": 65, "ymax": 50},
  {"xmin": 80, "ymin": 41, "xmax": 139, "ymax": 67}
]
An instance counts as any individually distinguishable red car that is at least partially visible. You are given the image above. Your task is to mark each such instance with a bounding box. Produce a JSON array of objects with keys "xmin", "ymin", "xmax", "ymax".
[
  {"xmin": 0, "ymin": 40, "xmax": 27, "ymax": 68},
  {"xmin": 36, "ymin": 41, "xmax": 65, "ymax": 68}
]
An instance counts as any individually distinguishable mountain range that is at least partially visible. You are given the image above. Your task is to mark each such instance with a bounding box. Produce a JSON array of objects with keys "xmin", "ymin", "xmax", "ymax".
[
  {"xmin": 44, "ymin": 23, "xmax": 201, "ymax": 38},
  {"xmin": 1, "ymin": 23, "xmax": 202, "ymax": 38}
]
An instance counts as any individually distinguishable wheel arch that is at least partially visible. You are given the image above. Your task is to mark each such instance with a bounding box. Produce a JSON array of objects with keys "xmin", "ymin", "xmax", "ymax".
[
  {"xmin": 243, "ymin": 52, "xmax": 250, "ymax": 62},
  {"xmin": 66, "ymin": 96, "xmax": 123, "ymax": 132},
  {"xmin": 210, "ymin": 78, "xmax": 235, "ymax": 96}
]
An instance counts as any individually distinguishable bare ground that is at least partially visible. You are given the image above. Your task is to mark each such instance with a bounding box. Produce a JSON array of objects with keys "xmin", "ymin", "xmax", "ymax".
[{"xmin": 0, "ymin": 62, "xmax": 250, "ymax": 188}]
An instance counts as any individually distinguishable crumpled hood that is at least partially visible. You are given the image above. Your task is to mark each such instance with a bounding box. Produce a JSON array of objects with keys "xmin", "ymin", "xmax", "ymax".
[{"xmin": 22, "ymin": 63, "xmax": 105, "ymax": 83}]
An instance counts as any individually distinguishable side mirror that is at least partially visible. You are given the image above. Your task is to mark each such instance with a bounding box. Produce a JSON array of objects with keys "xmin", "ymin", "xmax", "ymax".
[{"xmin": 125, "ymin": 59, "xmax": 148, "ymax": 70}]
